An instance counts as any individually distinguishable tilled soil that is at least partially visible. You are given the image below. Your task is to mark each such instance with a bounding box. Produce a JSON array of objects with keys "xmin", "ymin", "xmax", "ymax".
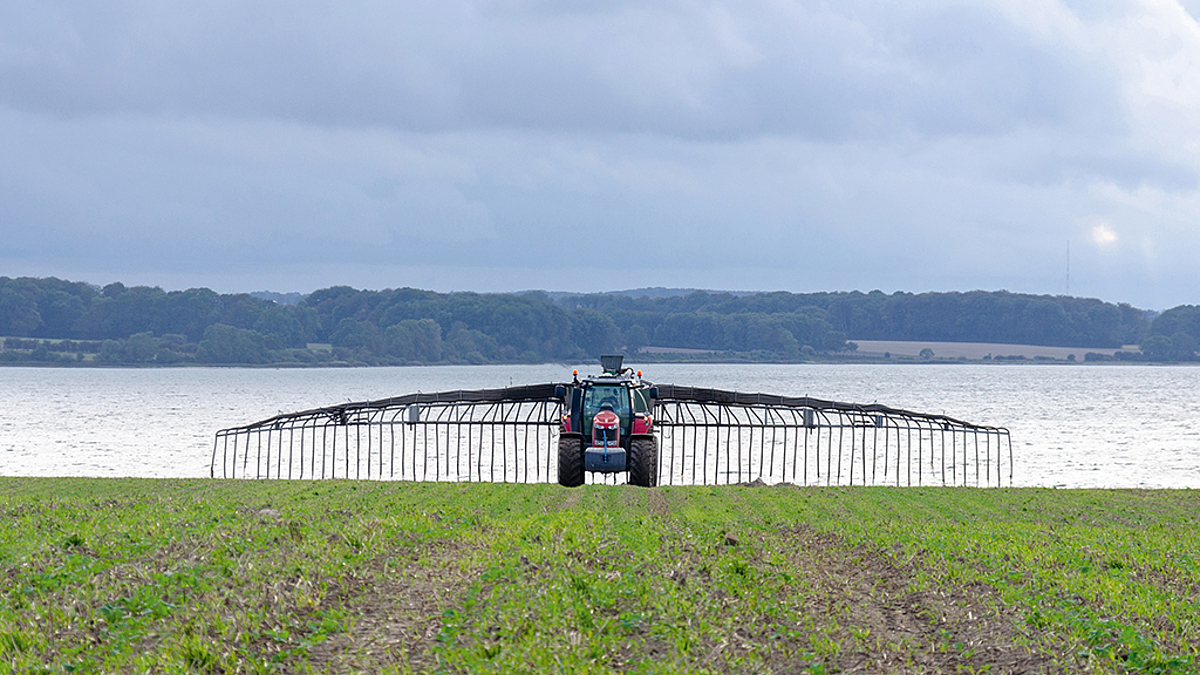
[
  {"xmin": 776, "ymin": 526, "xmax": 1057, "ymax": 673},
  {"xmin": 300, "ymin": 539, "xmax": 480, "ymax": 673},
  {"xmin": 300, "ymin": 520, "xmax": 1061, "ymax": 673}
]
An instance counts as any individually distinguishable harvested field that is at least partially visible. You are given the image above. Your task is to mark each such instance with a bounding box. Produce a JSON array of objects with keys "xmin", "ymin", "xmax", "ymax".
[
  {"xmin": 0, "ymin": 479, "xmax": 1197, "ymax": 673},
  {"xmin": 852, "ymin": 340, "xmax": 1130, "ymax": 360}
]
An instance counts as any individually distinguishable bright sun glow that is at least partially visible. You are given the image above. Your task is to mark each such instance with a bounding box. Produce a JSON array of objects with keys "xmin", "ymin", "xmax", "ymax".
[{"xmin": 1091, "ymin": 224, "xmax": 1118, "ymax": 245}]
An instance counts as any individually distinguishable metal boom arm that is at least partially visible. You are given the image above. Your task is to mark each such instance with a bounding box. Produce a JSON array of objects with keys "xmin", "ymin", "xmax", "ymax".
[{"xmin": 213, "ymin": 382, "xmax": 1011, "ymax": 486}]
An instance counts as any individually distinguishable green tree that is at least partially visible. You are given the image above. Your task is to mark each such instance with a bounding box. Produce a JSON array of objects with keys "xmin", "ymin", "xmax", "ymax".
[
  {"xmin": 569, "ymin": 309, "xmax": 621, "ymax": 357},
  {"xmin": 252, "ymin": 305, "xmax": 306, "ymax": 348},
  {"xmin": 823, "ymin": 331, "xmax": 851, "ymax": 352},
  {"xmin": 36, "ymin": 291, "xmax": 86, "ymax": 337},
  {"xmin": 764, "ymin": 327, "xmax": 800, "ymax": 359},
  {"xmin": 98, "ymin": 339, "xmax": 124, "ymax": 363},
  {"xmin": 445, "ymin": 324, "xmax": 500, "ymax": 364},
  {"xmin": 384, "ymin": 319, "xmax": 443, "ymax": 362},
  {"xmin": 124, "ymin": 332, "xmax": 159, "ymax": 363},
  {"xmin": 624, "ymin": 325, "xmax": 649, "ymax": 355},
  {"xmin": 155, "ymin": 348, "xmax": 183, "ymax": 364},
  {"xmin": 330, "ymin": 318, "xmax": 382, "ymax": 354},
  {"xmin": 1170, "ymin": 331, "xmax": 1198, "ymax": 361},
  {"xmin": 1140, "ymin": 335, "xmax": 1172, "ymax": 361},
  {"xmin": 1151, "ymin": 305, "xmax": 1200, "ymax": 345},
  {"xmin": 0, "ymin": 288, "xmax": 42, "ymax": 336},
  {"xmin": 196, "ymin": 325, "xmax": 270, "ymax": 364}
]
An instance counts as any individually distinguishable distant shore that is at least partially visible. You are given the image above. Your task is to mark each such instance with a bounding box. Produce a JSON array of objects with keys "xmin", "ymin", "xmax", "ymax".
[{"xmin": 0, "ymin": 337, "xmax": 1162, "ymax": 367}]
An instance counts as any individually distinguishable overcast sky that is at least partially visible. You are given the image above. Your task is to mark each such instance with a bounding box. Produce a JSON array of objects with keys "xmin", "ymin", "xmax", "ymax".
[{"xmin": 3, "ymin": 1, "xmax": 1200, "ymax": 309}]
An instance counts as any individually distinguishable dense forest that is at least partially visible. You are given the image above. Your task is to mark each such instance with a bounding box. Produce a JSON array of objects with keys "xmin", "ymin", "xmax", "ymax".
[{"xmin": 0, "ymin": 276, "xmax": 1193, "ymax": 365}]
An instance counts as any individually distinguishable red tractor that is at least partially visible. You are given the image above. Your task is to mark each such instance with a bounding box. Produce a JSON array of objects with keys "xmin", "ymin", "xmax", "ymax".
[{"xmin": 556, "ymin": 355, "xmax": 658, "ymax": 487}]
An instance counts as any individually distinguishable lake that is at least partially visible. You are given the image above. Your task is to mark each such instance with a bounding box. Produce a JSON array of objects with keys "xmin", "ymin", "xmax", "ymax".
[{"xmin": 3, "ymin": 363, "xmax": 1198, "ymax": 488}]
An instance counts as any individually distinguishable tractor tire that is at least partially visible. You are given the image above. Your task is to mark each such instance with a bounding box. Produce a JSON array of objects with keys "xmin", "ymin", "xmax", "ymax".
[
  {"xmin": 628, "ymin": 436, "xmax": 658, "ymax": 488},
  {"xmin": 558, "ymin": 435, "xmax": 584, "ymax": 487}
]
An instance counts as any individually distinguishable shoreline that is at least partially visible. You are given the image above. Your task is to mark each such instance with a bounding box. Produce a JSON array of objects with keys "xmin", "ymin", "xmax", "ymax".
[{"xmin": 1, "ymin": 358, "xmax": 1185, "ymax": 368}]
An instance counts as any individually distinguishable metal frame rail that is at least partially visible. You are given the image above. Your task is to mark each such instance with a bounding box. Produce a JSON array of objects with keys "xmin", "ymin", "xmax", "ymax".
[
  {"xmin": 212, "ymin": 383, "xmax": 1011, "ymax": 486},
  {"xmin": 651, "ymin": 386, "xmax": 1011, "ymax": 487},
  {"xmin": 212, "ymin": 385, "xmax": 563, "ymax": 483}
]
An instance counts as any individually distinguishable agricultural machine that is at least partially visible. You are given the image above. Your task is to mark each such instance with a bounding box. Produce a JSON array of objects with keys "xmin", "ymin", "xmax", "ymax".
[
  {"xmin": 213, "ymin": 356, "xmax": 1012, "ymax": 487},
  {"xmin": 556, "ymin": 355, "xmax": 658, "ymax": 487}
]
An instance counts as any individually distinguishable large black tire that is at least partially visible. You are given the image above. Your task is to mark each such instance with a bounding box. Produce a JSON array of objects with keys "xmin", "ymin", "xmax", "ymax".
[
  {"xmin": 628, "ymin": 436, "xmax": 658, "ymax": 487},
  {"xmin": 558, "ymin": 435, "xmax": 584, "ymax": 487}
]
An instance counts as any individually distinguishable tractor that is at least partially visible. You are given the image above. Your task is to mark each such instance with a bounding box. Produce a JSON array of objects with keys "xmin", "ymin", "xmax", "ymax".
[{"xmin": 555, "ymin": 355, "xmax": 658, "ymax": 487}]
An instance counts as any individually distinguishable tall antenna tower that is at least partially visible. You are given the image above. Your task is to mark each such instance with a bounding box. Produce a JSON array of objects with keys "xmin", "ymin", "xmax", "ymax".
[{"xmin": 1066, "ymin": 240, "xmax": 1070, "ymax": 297}]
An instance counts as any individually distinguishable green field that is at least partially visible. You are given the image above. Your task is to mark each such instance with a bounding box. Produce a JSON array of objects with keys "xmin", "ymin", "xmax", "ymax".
[{"xmin": 1, "ymin": 480, "xmax": 1198, "ymax": 674}]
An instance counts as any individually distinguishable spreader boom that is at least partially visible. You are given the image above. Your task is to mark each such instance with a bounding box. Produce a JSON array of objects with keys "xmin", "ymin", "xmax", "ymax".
[{"xmin": 213, "ymin": 382, "xmax": 1011, "ymax": 486}]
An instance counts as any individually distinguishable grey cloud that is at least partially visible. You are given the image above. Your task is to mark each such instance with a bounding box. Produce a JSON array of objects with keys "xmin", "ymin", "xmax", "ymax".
[
  {"xmin": 3, "ymin": 0, "xmax": 1200, "ymax": 310},
  {"xmin": 2, "ymin": 107, "xmax": 1189, "ymax": 305},
  {"xmin": 896, "ymin": 5, "xmax": 1120, "ymax": 136},
  {"xmin": 0, "ymin": 1, "xmax": 1122, "ymax": 143}
]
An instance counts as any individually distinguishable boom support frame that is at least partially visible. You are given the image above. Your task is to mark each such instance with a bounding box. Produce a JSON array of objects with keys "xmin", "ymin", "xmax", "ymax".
[{"xmin": 213, "ymin": 382, "xmax": 1011, "ymax": 486}]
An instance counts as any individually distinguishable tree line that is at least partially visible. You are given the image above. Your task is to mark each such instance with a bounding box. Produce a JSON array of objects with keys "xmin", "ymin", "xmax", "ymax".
[
  {"xmin": 559, "ymin": 289, "xmax": 1152, "ymax": 349},
  {"xmin": 0, "ymin": 276, "xmax": 1194, "ymax": 365},
  {"xmin": 1141, "ymin": 304, "xmax": 1200, "ymax": 361}
]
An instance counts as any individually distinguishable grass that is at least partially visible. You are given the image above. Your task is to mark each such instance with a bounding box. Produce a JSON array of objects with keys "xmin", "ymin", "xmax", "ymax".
[{"xmin": 1, "ymin": 480, "xmax": 1198, "ymax": 673}]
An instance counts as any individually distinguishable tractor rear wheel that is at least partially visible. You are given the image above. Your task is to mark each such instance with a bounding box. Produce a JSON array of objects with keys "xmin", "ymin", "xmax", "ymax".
[
  {"xmin": 628, "ymin": 436, "xmax": 658, "ymax": 487},
  {"xmin": 558, "ymin": 435, "xmax": 584, "ymax": 487}
]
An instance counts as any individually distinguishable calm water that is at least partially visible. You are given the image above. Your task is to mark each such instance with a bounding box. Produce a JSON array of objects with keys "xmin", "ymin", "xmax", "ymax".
[{"xmin": 3, "ymin": 363, "xmax": 1199, "ymax": 488}]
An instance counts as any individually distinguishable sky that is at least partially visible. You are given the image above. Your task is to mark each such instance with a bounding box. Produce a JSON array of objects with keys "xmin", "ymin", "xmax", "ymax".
[{"xmin": 3, "ymin": 1, "xmax": 1200, "ymax": 310}]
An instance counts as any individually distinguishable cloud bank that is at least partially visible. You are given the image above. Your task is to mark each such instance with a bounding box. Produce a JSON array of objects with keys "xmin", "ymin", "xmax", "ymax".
[{"xmin": 3, "ymin": 0, "xmax": 1200, "ymax": 308}]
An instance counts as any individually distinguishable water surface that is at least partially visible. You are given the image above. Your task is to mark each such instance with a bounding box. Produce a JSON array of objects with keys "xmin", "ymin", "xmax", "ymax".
[{"xmin": 3, "ymin": 363, "xmax": 1197, "ymax": 487}]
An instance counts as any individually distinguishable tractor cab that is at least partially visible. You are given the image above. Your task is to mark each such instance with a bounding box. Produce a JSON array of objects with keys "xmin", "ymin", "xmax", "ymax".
[{"xmin": 556, "ymin": 355, "xmax": 659, "ymax": 487}]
